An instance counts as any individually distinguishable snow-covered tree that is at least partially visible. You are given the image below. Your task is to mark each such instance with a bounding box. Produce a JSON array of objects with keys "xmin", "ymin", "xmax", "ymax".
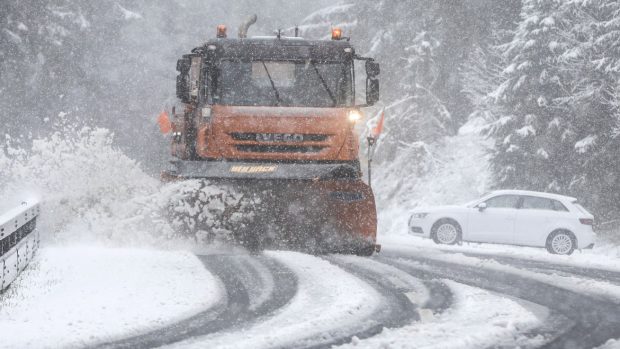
[
  {"xmin": 562, "ymin": 0, "xmax": 620, "ymax": 220},
  {"xmin": 488, "ymin": 0, "xmax": 620, "ymax": 220},
  {"xmin": 301, "ymin": 0, "xmax": 520, "ymax": 157},
  {"xmin": 490, "ymin": 0, "xmax": 578, "ymax": 191}
]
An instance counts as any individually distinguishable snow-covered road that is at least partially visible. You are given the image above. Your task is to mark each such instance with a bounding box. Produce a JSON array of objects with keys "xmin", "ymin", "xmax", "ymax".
[
  {"xmin": 0, "ymin": 247, "xmax": 222, "ymax": 349},
  {"xmin": 3, "ymin": 241, "xmax": 620, "ymax": 349}
]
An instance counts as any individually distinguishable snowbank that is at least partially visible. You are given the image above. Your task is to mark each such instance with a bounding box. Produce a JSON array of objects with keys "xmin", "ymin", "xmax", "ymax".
[
  {"xmin": 0, "ymin": 126, "xmax": 248, "ymax": 247},
  {"xmin": 375, "ymin": 117, "xmax": 492, "ymax": 238},
  {"xmin": 384, "ymin": 237, "xmax": 620, "ymax": 302},
  {"xmin": 383, "ymin": 233, "xmax": 620, "ymax": 272},
  {"xmin": 0, "ymin": 247, "xmax": 222, "ymax": 349},
  {"xmin": 597, "ymin": 339, "xmax": 620, "ymax": 349},
  {"xmin": 0, "ymin": 127, "xmax": 159, "ymax": 242},
  {"xmin": 377, "ymin": 117, "xmax": 620, "ymax": 264}
]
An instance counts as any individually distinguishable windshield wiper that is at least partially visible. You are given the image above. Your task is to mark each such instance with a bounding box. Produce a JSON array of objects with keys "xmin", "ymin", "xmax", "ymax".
[
  {"xmin": 261, "ymin": 61, "xmax": 282, "ymax": 106},
  {"xmin": 311, "ymin": 62, "xmax": 337, "ymax": 107}
]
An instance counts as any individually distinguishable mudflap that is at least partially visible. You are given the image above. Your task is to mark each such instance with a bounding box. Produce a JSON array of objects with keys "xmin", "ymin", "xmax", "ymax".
[{"xmin": 162, "ymin": 172, "xmax": 377, "ymax": 255}]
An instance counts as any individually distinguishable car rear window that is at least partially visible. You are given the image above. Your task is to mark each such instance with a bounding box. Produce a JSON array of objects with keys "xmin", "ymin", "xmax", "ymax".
[
  {"xmin": 552, "ymin": 200, "xmax": 569, "ymax": 212},
  {"xmin": 521, "ymin": 196, "xmax": 568, "ymax": 211},
  {"xmin": 572, "ymin": 202, "xmax": 591, "ymax": 215}
]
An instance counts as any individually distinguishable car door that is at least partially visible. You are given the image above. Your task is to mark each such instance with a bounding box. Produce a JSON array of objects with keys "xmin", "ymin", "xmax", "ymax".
[
  {"xmin": 466, "ymin": 195, "xmax": 520, "ymax": 244},
  {"xmin": 514, "ymin": 196, "xmax": 566, "ymax": 247}
]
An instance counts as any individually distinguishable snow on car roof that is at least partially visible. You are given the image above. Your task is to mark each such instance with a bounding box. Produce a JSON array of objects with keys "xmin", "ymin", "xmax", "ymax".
[{"xmin": 488, "ymin": 189, "xmax": 578, "ymax": 202}]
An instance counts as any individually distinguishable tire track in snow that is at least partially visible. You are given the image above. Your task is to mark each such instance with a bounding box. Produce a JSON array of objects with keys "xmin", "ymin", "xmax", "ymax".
[
  {"xmin": 376, "ymin": 255, "xmax": 568, "ymax": 348},
  {"xmin": 327, "ymin": 255, "xmax": 452, "ymax": 317},
  {"xmin": 329, "ymin": 256, "xmax": 549, "ymax": 349},
  {"xmin": 317, "ymin": 255, "xmax": 421, "ymax": 347},
  {"xmin": 379, "ymin": 250, "xmax": 620, "ymax": 348},
  {"xmin": 164, "ymin": 251, "xmax": 385, "ymax": 349},
  {"xmin": 94, "ymin": 254, "xmax": 296, "ymax": 349}
]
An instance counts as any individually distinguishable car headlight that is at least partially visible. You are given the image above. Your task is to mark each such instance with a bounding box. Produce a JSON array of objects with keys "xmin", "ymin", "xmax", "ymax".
[
  {"xmin": 410, "ymin": 212, "xmax": 429, "ymax": 219},
  {"xmin": 348, "ymin": 110, "xmax": 363, "ymax": 123}
]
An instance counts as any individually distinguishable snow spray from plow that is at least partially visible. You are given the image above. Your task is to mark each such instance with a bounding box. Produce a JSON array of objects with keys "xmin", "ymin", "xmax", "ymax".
[{"xmin": 0, "ymin": 200, "xmax": 40, "ymax": 291}]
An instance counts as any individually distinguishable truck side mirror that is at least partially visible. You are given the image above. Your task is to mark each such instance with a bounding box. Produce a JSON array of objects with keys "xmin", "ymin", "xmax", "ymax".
[
  {"xmin": 177, "ymin": 57, "xmax": 191, "ymax": 73},
  {"xmin": 366, "ymin": 61, "xmax": 380, "ymax": 78},
  {"xmin": 176, "ymin": 57, "xmax": 192, "ymax": 103},
  {"xmin": 366, "ymin": 61, "xmax": 380, "ymax": 106},
  {"xmin": 366, "ymin": 79, "xmax": 379, "ymax": 106}
]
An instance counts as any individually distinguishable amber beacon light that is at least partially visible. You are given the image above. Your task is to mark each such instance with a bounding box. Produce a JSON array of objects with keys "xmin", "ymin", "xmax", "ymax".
[
  {"xmin": 217, "ymin": 25, "xmax": 227, "ymax": 38},
  {"xmin": 331, "ymin": 27, "xmax": 342, "ymax": 40}
]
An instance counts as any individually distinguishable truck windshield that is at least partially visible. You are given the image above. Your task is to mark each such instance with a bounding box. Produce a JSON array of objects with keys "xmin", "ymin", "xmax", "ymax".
[{"xmin": 216, "ymin": 60, "xmax": 353, "ymax": 107}]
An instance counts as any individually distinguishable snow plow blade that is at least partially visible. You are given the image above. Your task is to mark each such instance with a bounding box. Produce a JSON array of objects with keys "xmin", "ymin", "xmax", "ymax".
[{"xmin": 162, "ymin": 160, "xmax": 377, "ymax": 255}]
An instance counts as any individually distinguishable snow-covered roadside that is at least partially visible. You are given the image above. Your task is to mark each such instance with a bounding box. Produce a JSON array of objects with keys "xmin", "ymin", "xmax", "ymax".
[
  {"xmin": 377, "ymin": 117, "xmax": 620, "ymax": 268},
  {"xmin": 375, "ymin": 117, "xmax": 492, "ymax": 249},
  {"xmin": 336, "ymin": 280, "xmax": 543, "ymax": 349},
  {"xmin": 386, "ymin": 241, "xmax": 620, "ymax": 303},
  {"xmin": 0, "ymin": 127, "xmax": 259, "ymax": 249},
  {"xmin": 597, "ymin": 338, "xmax": 620, "ymax": 349},
  {"xmin": 166, "ymin": 251, "xmax": 382, "ymax": 349},
  {"xmin": 382, "ymin": 233, "xmax": 620, "ymax": 273},
  {"xmin": 0, "ymin": 247, "xmax": 222, "ymax": 349}
]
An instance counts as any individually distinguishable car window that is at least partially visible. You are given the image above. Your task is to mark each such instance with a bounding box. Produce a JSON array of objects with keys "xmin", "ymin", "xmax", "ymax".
[
  {"xmin": 552, "ymin": 200, "xmax": 569, "ymax": 212},
  {"xmin": 484, "ymin": 195, "xmax": 520, "ymax": 209},
  {"xmin": 521, "ymin": 196, "xmax": 563, "ymax": 211},
  {"xmin": 572, "ymin": 202, "xmax": 591, "ymax": 215}
]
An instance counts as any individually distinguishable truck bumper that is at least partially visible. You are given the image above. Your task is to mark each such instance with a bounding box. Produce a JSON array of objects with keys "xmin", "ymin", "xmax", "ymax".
[{"xmin": 163, "ymin": 160, "xmax": 361, "ymax": 181}]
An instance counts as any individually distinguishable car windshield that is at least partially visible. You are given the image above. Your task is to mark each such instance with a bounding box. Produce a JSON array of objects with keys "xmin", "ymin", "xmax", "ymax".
[{"xmin": 216, "ymin": 60, "xmax": 353, "ymax": 107}]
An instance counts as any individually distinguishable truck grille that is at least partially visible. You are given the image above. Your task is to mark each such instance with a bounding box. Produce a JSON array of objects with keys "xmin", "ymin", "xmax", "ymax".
[{"xmin": 236, "ymin": 145, "xmax": 325, "ymax": 153}]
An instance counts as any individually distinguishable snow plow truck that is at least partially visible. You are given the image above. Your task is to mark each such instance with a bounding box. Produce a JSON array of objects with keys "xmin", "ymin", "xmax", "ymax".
[{"xmin": 162, "ymin": 16, "xmax": 381, "ymax": 255}]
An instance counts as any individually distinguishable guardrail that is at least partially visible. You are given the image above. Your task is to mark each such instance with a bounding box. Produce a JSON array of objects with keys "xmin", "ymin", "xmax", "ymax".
[{"xmin": 0, "ymin": 200, "xmax": 40, "ymax": 291}]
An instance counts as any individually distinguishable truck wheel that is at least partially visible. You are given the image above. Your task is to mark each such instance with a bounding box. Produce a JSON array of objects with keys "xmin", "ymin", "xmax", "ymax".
[{"xmin": 354, "ymin": 245, "xmax": 375, "ymax": 257}]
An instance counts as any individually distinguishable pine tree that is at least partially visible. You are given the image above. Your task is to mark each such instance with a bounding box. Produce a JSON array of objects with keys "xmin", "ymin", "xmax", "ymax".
[
  {"xmin": 489, "ymin": 0, "xmax": 620, "ymax": 220},
  {"xmin": 561, "ymin": 0, "xmax": 620, "ymax": 220},
  {"xmin": 490, "ymin": 0, "xmax": 577, "ymax": 192}
]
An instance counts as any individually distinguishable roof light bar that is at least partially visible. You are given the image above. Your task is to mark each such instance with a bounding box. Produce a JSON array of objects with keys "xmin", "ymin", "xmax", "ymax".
[
  {"xmin": 332, "ymin": 27, "xmax": 342, "ymax": 40},
  {"xmin": 217, "ymin": 25, "xmax": 227, "ymax": 38}
]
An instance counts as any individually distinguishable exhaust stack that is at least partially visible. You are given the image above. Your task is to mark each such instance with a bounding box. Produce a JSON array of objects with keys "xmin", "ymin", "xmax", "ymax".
[{"xmin": 238, "ymin": 14, "xmax": 257, "ymax": 39}]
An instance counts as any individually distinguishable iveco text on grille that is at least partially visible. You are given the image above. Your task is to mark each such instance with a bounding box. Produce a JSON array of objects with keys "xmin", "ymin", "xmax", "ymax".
[{"xmin": 256, "ymin": 133, "xmax": 305, "ymax": 142}]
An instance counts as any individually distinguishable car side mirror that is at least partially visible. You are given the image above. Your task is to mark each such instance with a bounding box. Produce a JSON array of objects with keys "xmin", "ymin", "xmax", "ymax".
[{"xmin": 477, "ymin": 202, "xmax": 487, "ymax": 212}]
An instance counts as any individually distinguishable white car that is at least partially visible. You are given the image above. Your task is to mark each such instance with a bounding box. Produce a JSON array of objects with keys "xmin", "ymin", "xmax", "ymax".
[{"xmin": 408, "ymin": 190, "xmax": 595, "ymax": 255}]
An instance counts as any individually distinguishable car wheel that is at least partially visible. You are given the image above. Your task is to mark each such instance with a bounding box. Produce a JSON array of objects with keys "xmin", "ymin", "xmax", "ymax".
[
  {"xmin": 431, "ymin": 219, "xmax": 462, "ymax": 245},
  {"xmin": 546, "ymin": 230, "xmax": 576, "ymax": 255}
]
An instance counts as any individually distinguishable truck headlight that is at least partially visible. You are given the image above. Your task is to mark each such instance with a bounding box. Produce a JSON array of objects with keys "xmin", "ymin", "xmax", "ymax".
[
  {"xmin": 348, "ymin": 110, "xmax": 363, "ymax": 123},
  {"xmin": 410, "ymin": 213, "xmax": 429, "ymax": 219}
]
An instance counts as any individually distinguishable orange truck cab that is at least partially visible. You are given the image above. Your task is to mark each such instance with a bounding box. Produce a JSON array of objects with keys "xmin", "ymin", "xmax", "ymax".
[{"xmin": 164, "ymin": 24, "xmax": 381, "ymax": 255}]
